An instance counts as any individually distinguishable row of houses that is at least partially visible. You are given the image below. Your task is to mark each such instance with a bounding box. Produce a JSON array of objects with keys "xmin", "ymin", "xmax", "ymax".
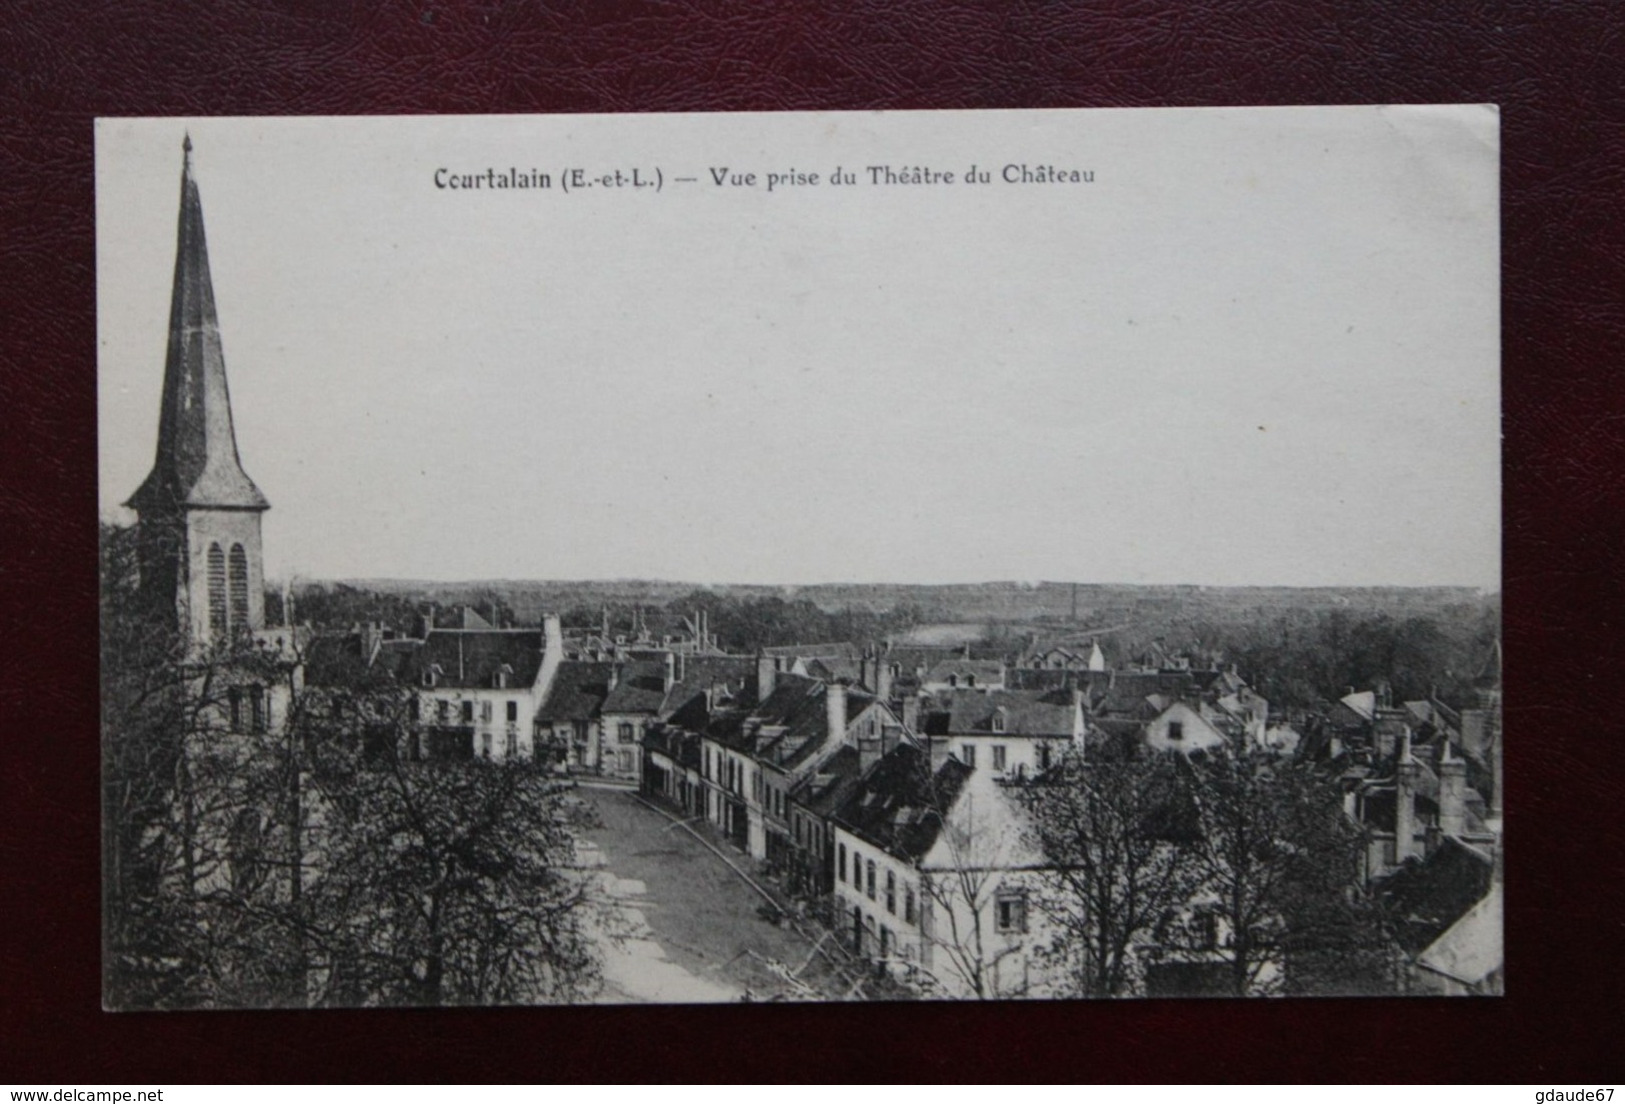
[{"xmin": 301, "ymin": 611, "xmax": 1504, "ymax": 998}]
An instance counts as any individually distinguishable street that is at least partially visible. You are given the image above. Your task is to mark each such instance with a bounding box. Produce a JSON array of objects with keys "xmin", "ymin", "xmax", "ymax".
[{"xmin": 574, "ymin": 785, "xmax": 857, "ymax": 1003}]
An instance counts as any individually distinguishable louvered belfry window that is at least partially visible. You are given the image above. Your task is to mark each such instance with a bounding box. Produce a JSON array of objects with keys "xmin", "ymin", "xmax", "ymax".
[
  {"xmin": 229, "ymin": 543, "xmax": 250, "ymax": 631},
  {"xmin": 207, "ymin": 543, "xmax": 228, "ymax": 639}
]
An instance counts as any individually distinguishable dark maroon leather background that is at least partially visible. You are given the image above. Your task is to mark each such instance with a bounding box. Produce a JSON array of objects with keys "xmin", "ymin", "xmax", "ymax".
[{"xmin": 3, "ymin": 0, "xmax": 1622, "ymax": 1084}]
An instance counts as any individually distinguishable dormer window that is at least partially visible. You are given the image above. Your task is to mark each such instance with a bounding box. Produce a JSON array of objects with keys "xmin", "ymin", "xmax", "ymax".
[
  {"xmin": 965, "ymin": 674, "xmax": 976, "ymax": 688},
  {"xmin": 947, "ymin": 675, "xmax": 958, "ymax": 688},
  {"xmin": 422, "ymin": 663, "xmax": 443, "ymax": 689},
  {"xmin": 991, "ymin": 710, "xmax": 1006, "ymax": 733},
  {"xmin": 493, "ymin": 662, "xmax": 513, "ymax": 689}
]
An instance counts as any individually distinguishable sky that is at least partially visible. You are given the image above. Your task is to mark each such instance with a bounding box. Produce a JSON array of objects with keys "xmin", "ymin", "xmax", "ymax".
[{"xmin": 96, "ymin": 107, "xmax": 1500, "ymax": 589}]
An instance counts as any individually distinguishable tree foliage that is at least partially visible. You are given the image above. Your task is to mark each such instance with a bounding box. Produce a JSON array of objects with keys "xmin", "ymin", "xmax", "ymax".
[
  {"xmin": 661, "ymin": 590, "xmax": 924, "ymax": 652},
  {"xmin": 292, "ymin": 687, "xmax": 600, "ymax": 1007}
]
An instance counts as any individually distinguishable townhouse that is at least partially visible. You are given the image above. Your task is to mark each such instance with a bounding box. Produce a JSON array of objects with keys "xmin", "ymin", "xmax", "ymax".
[
  {"xmin": 916, "ymin": 687, "xmax": 1084, "ymax": 779},
  {"xmin": 829, "ymin": 742, "xmax": 1054, "ymax": 998}
]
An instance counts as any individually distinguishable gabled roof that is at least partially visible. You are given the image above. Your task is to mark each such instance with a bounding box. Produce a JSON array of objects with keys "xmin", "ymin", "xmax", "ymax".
[
  {"xmin": 1416, "ymin": 882, "xmax": 1502, "ymax": 987},
  {"xmin": 832, "ymin": 743, "xmax": 972, "ymax": 863},
  {"xmin": 1339, "ymin": 690, "xmax": 1378, "ymax": 722},
  {"xmin": 926, "ymin": 688, "xmax": 1076, "ymax": 737},
  {"xmin": 535, "ymin": 661, "xmax": 615, "ymax": 723},
  {"xmin": 457, "ymin": 607, "xmax": 494, "ymax": 630}
]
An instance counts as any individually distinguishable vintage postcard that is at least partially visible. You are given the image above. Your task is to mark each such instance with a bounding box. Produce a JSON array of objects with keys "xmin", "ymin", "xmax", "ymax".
[{"xmin": 96, "ymin": 106, "xmax": 1500, "ymax": 1008}]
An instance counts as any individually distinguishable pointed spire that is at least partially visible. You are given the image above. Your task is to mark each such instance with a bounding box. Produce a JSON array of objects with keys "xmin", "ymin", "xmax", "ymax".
[{"xmin": 127, "ymin": 137, "xmax": 268, "ymax": 515}]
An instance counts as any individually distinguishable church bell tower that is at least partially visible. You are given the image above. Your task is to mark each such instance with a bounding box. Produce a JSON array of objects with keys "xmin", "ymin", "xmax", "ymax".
[{"xmin": 126, "ymin": 136, "xmax": 270, "ymax": 649}]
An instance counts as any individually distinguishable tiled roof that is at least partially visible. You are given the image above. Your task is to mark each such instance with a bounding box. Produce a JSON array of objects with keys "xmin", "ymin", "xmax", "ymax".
[
  {"xmin": 791, "ymin": 745, "xmax": 865, "ymax": 818},
  {"xmin": 402, "ymin": 629, "xmax": 546, "ymax": 690},
  {"xmin": 1093, "ymin": 670, "xmax": 1216, "ymax": 718},
  {"xmin": 660, "ymin": 655, "xmax": 759, "ymax": 716},
  {"xmin": 749, "ymin": 674, "xmax": 825, "ymax": 730},
  {"xmin": 832, "ymin": 743, "xmax": 971, "ymax": 862},
  {"xmin": 880, "ymin": 646, "xmax": 962, "ymax": 674},
  {"xmin": 763, "ymin": 642, "xmax": 859, "ymax": 659},
  {"xmin": 929, "ymin": 688, "xmax": 1076, "ymax": 737},
  {"xmin": 921, "ymin": 658, "xmax": 1005, "ymax": 685},
  {"xmin": 1416, "ymin": 883, "xmax": 1501, "ymax": 987},
  {"xmin": 602, "ymin": 659, "xmax": 669, "ymax": 714},
  {"xmin": 804, "ymin": 656, "xmax": 863, "ymax": 684},
  {"xmin": 535, "ymin": 661, "xmax": 615, "ymax": 723},
  {"xmin": 303, "ymin": 632, "xmax": 427, "ymax": 688},
  {"xmin": 751, "ymin": 676, "xmax": 881, "ymax": 749},
  {"xmin": 644, "ymin": 724, "xmax": 703, "ymax": 770},
  {"xmin": 1379, "ymin": 835, "xmax": 1495, "ymax": 954}
]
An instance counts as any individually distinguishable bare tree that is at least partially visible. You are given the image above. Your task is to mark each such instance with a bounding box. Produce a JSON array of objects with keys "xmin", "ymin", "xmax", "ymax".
[
  {"xmin": 913, "ymin": 758, "xmax": 1039, "ymax": 1000},
  {"xmin": 102, "ymin": 521, "xmax": 297, "ymax": 1007},
  {"xmin": 102, "ymin": 521, "xmax": 602, "ymax": 1008},
  {"xmin": 1022, "ymin": 747, "xmax": 1202, "ymax": 997},
  {"xmin": 1181, "ymin": 747, "xmax": 1382, "ymax": 996}
]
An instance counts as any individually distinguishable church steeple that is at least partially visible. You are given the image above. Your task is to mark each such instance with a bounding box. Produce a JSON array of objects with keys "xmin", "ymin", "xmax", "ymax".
[
  {"xmin": 127, "ymin": 134, "xmax": 269, "ymax": 516},
  {"xmin": 127, "ymin": 138, "xmax": 270, "ymax": 647}
]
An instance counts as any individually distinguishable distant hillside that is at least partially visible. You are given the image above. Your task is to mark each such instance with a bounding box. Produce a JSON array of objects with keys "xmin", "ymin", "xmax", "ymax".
[
  {"xmin": 335, "ymin": 577, "xmax": 1493, "ymax": 628},
  {"xmin": 297, "ymin": 577, "xmax": 1498, "ymax": 711}
]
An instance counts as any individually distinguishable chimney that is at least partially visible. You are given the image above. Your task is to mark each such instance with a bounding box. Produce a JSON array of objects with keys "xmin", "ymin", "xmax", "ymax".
[
  {"xmin": 419, "ymin": 605, "xmax": 436, "ymax": 640},
  {"xmin": 608, "ymin": 663, "xmax": 620, "ymax": 691},
  {"xmin": 858, "ymin": 730, "xmax": 883, "ymax": 773},
  {"xmin": 1437, "ymin": 740, "xmax": 1467, "ymax": 839},
  {"xmin": 1395, "ymin": 727, "xmax": 1421, "ymax": 864},
  {"xmin": 827, "ymin": 680, "xmax": 848, "ymax": 747},
  {"xmin": 663, "ymin": 650, "xmax": 676, "ymax": 692},
  {"xmin": 880, "ymin": 723, "xmax": 902, "ymax": 757},
  {"xmin": 876, "ymin": 659, "xmax": 894, "ymax": 703},
  {"xmin": 757, "ymin": 653, "xmax": 778, "ymax": 703},
  {"xmin": 901, "ymin": 692, "xmax": 921, "ymax": 734},
  {"xmin": 860, "ymin": 651, "xmax": 874, "ymax": 694}
]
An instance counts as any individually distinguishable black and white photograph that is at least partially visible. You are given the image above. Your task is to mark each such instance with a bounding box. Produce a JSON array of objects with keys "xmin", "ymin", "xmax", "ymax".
[{"xmin": 96, "ymin": 106, "xmax": 1501, "ymax": 1009}]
